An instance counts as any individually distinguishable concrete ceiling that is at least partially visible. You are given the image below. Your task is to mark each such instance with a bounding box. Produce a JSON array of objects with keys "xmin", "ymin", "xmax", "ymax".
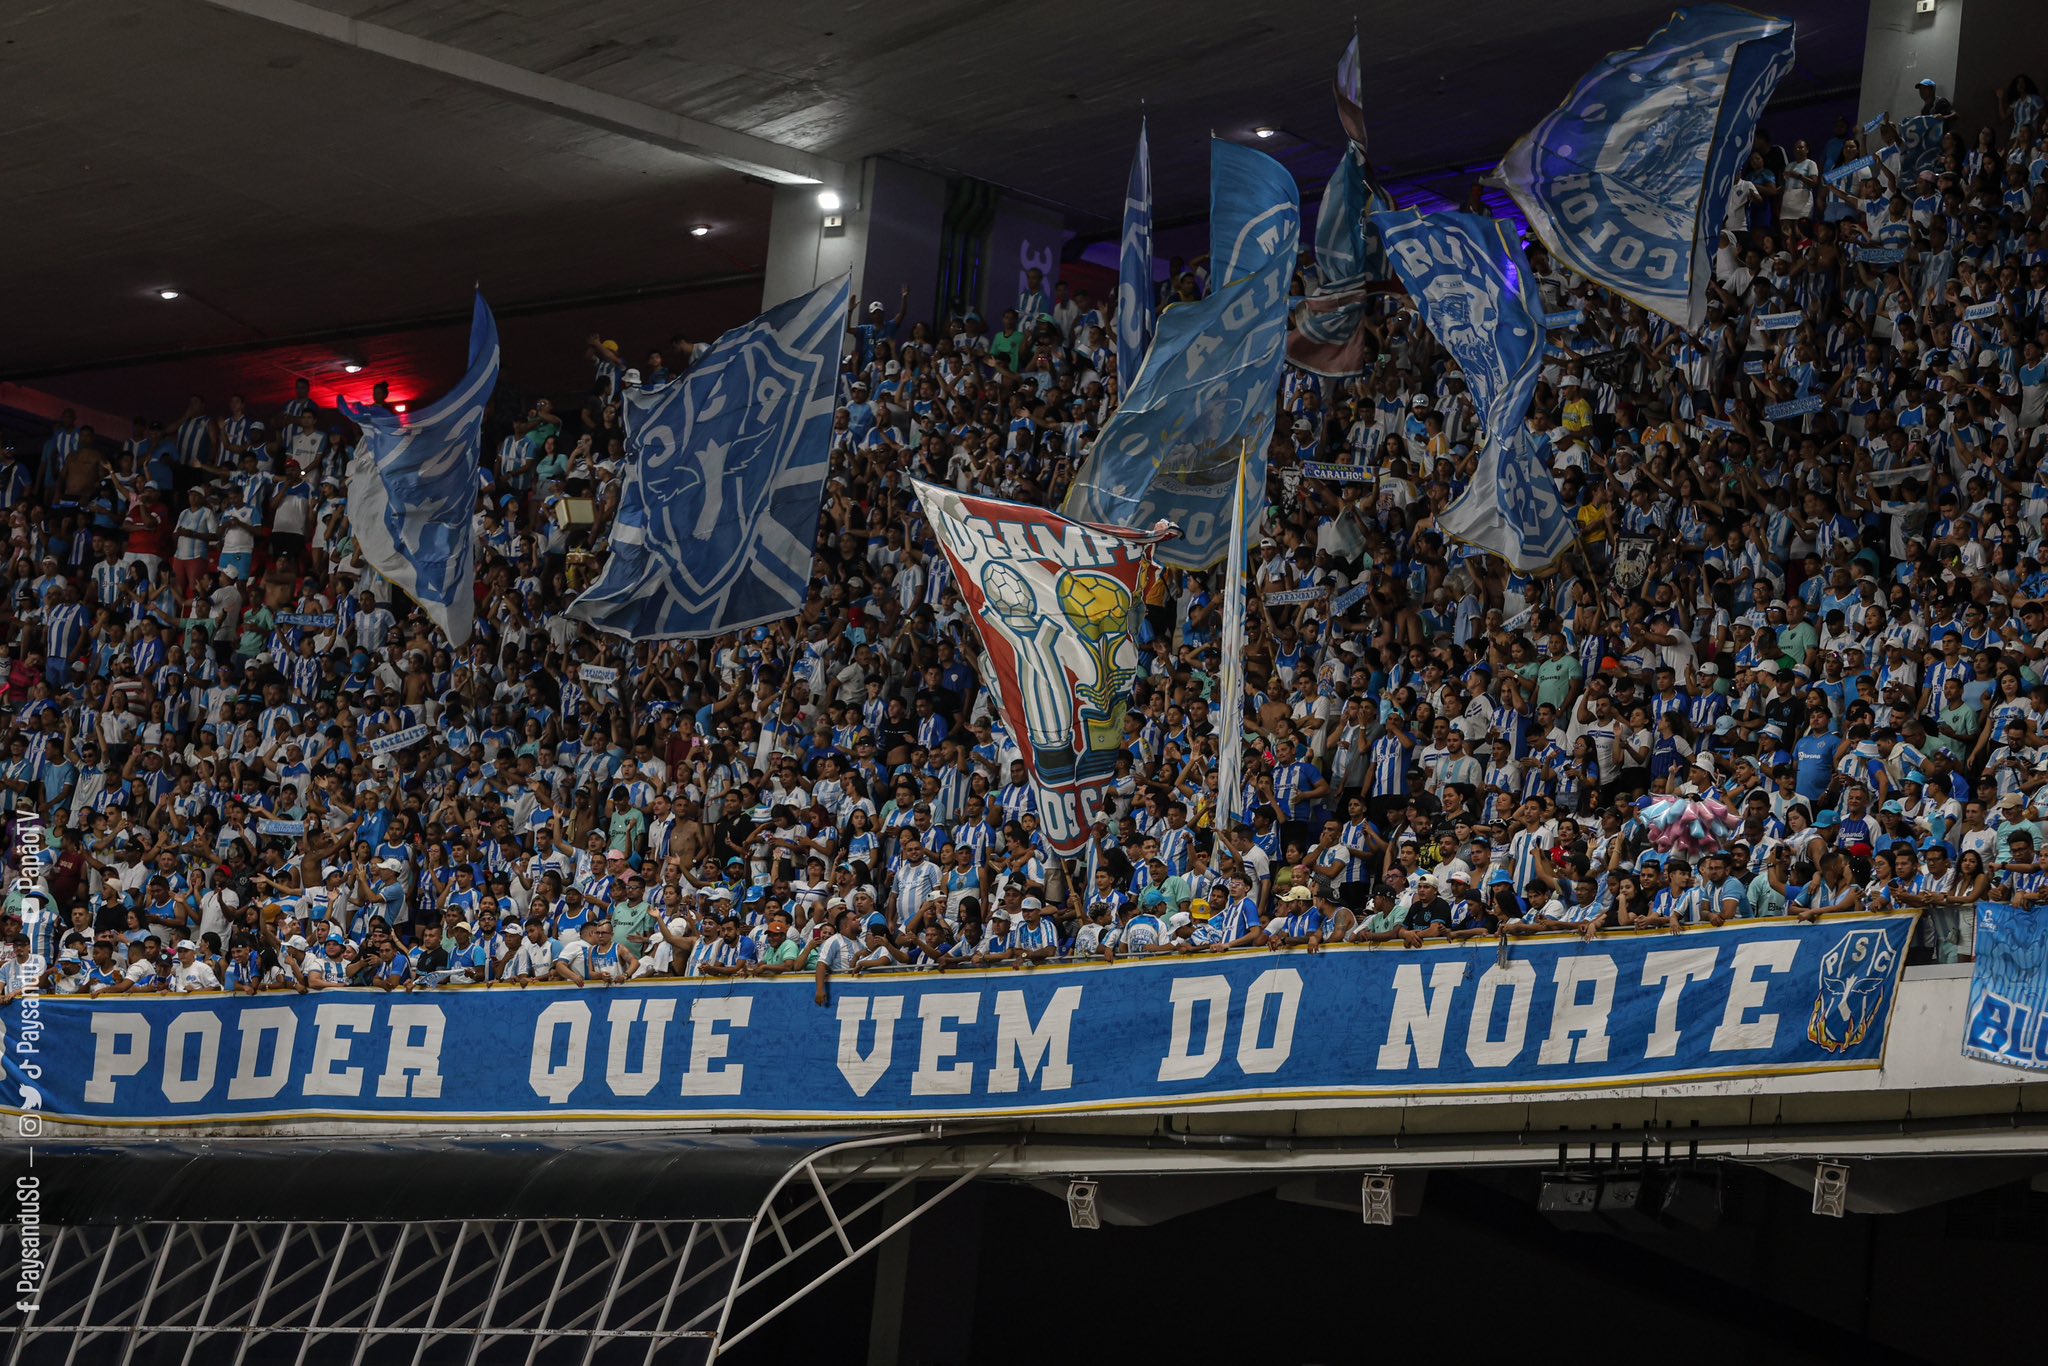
[{"xmin": 1, "ymin": 0, "xmax": 1870, "ymax": 384}]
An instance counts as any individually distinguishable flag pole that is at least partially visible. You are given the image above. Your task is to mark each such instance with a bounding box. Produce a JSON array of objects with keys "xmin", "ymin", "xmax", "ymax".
[{"xmin": 1212, "ymin": 438, "xmax": 1251, "ymax": 864}]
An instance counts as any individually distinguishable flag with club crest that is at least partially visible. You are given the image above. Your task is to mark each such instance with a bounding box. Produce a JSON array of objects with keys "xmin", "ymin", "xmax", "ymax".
[
  {"xmin": 343, "ymin": 292, "xmax": 498, "ymax": 646},
  {"xmin": 567, "ymin": 274, "xmax": 849, "ymax": 639},
  {"xmin": 914, "ymin": 481, "xmax": 1175, "ymax": 857},
  {"xmin": 1063, "ymin": 139, "xmax": 1297, "ymax": 569},
  {"xmin": 1374, "ymin": 210, "xmax": 1575, "ymax": 572},
  {"xmin": 1498, "ymin": 5, "xmax": 1796, "ymax": 332},
  {"xmin": 1117, "ymin": 120, "xmax": 1156, "ymax": 391}
]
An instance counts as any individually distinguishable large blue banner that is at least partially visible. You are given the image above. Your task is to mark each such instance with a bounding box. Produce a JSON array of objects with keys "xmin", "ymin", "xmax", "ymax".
[
  {"xmin": 1498, "ymin": 5, "xmax": 1796, "ymax": 332},
  {"xmin": 1964, "ymin": 903, "xmax": 2048, "ymax": 1071},
  {"xmin": 1, "ymin": 917, "xmax": 1912, "ymax": 1129},
  {"xmin": 1375, "ymin": 210, "xmax": 1576, "ymax": 572},
  {"xmin": 1064, "ymin": 141, "xmax": 1297, "ymax": 569},
  {"xmin": 342, "ymin": 293, "xmax": 499, "ymax": 646},
  {"xmin": 1116, "ymin": 121, "xmax": 1155, "ymax": 392},
  {"xmin": 566, "ymin": 275, "xmax": 849, "ymax": 639}
]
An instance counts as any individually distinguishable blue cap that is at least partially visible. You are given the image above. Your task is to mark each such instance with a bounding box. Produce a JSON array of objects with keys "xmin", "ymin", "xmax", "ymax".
[
  {"xmin": 1815, "ymin": 810, "xmax": 1841, "ymax": 828},
  {"xmin": 1905, "ymin": 771, "xmax": 1927, "ymax": 784},
  {"xmin": 744, "ymin": 886, "xmax": 766, "ymax": 904},
  {"xmin": 1139, "ymin": 888, "xmax": 1166, "ymax": 908},
  {"xmin": 863, "ymin": 912, "xmax": 889, "ymax": 931},
  {"xmin": 1921, "ymin": 839, "xmax": 1953, "ymax": 857}
]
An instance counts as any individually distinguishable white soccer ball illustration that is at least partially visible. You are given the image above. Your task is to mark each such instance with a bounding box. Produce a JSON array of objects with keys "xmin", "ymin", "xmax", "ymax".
[{"xmin": 982, "ymin": 564, "xmax": 1038, "ymax": 623}]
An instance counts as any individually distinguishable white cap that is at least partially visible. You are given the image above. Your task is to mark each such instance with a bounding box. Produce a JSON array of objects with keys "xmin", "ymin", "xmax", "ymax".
[
  {"xmin": 285, "ymin": 935, "xmax": 309, "ymax": 950},
  {"xmin": 176, "ymin": 939, "xmax": 198, "ymax": 952}
]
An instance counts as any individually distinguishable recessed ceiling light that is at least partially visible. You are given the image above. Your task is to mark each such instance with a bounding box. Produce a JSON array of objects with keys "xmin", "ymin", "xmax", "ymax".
[
  {"xmin": 689, "ymin": 224, "xmax": 711, "ymax": 237},
  {"xmin": 342, "ymin": 362, "xmax": 364, "ymax": 374},
  {"xmin": 816, "ymin": 190, "xmax": 842, "ymax": 212},
  {"xmin": 391, "ymin": 402, "xmax": 408, "ymax": 414},
  {"xmin": 1253, "ymin": 126, "xmax": 1277, "ymax": 139},
  {"xmin": 156, "ymin": 288, "xmax": 181, "ymax": 300}
]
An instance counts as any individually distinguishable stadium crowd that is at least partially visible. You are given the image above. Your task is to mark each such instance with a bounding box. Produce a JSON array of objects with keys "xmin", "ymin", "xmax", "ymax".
[{"xmin": 2, "ymin": 72, "xmax": 2046, "ymax": 1005}]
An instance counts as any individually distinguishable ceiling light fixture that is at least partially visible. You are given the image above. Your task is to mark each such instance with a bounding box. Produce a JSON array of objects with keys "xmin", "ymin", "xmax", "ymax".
[
  {"xmin": 689, "ymin": 224, "xmax": 711, "ymax": 237},
  {"xmin": 391, "ymin": 402, "xmax": 408, "ymax": 414},
  {"xmin": 156, "ymin": 288, "xmax": 182, "ymax": 300},
  {"xmin": 816, "ymin": 190, "xmax": 843, "ymax": 212},
  {"xmin": 1253, "ymin": 126, "xmax": 1277, "ymax": 139},
  {"xmin": 341, "ymin": 361, "xmax": 364, "ymax": 374}
]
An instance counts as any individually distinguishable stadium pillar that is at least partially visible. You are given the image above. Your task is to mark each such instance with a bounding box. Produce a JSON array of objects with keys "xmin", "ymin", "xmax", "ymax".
[
  {"xmin": 1858, "ymin": 0, "xmax": 2048, "ymax": 135},
  {"xmin": 864, "ymin": 1184, "xmax": 984, "ymax": 1366},
  {"xmin": 762, "ymin": 156, "xmax": 948, "ymax": 332}
]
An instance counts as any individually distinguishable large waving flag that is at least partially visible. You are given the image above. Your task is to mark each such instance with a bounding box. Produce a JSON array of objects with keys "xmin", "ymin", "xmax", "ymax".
[
  {"xmin": 343, "ymin": 293, "xmax": 498, "ymax": 646},
  {"xmin": 1375, "ymin": 211, "xmax": 1575, "ymax": 572},
  {"xmin": 913, "ymin": 481, "xmax": 1175, "ymax": 857},
  {"xmin": 1064, "ymin": 140, "xmax": 1297, "ymax": 569},
  {"xmin": 1116, "ymin": 120, "xmax": 1155, "ymax": 391},
  {"xmin": 1289, "ymin": 34, "xmax": 1395, "ymax": 377},
  {"xmin": 1499, "ymin": 5, "xmax": 1796, "ymax": 332},
  {"xmin": 567, "ymin": 274, "xmax": 849, "ymax": 639}
]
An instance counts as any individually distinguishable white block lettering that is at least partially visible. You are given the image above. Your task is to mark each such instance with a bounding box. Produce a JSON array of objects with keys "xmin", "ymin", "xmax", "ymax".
[
  {"xmin": 161, "ymin": 1013, "xmax": 221, "ymax": 1104},
  {"xmin": 305, "ymin": 1003, "xmax": 377, "ymax": 1098},
  {"xmin": 1465, "ymin": 962, "xmax": 1536, "ymax": 1069},
  {"xmin": 1157, "ymin": 975, "xmax": 1231, "ymax": 1082},
  {"xmin": 682, "ymin": 999, "xmax": 752, "ymax": 1097},
  {"xmin": 227, "ymin": 1007, "xmax": 298, "ymax": 1101},
  {"xmin": 1641, "ymin": 948, "xmax": 1718, "ymax": 1059},
  {"xmin": 1537, "ymin": 955, "xmax": 1617, "ymax": 1065},
  {"xmin": 529, "ymin": 1000, "xmax": 591, "ymax": 1104},
  {"xmin": 1236, "ymin": 969, "xmax": 1303, "ymax": 1075},
  {"xmin": 988, "ymin": 987, "xmax": 1082, "ymax": 1094},
  {"xmin": 375, "ymin": 1005, "xmax": 447, "ymax": 1099},
  {"xmin": 1710, "ymin": 940, "xmax": 1799, "ymax": 1052},
  {"xmin": 1375, "ymin": 963, "xmax": 1468, "ymax": 1070},
  {"xmin": 910, "ymin": 993, "xmax": 978, "ymax": 1096},
  {"xmin": 835, "ymin": 997, "xmax": 903, "ymax": 1098},
  {"xmin": 605, "ymin": 998, "xmax": 677, "ymax": 1097},
  {"xmin": 84, "ymin": 1013, "xmax": 151, "ymax": 1105}
]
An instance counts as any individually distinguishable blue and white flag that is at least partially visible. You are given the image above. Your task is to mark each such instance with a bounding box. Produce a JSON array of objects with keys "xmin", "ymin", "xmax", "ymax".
[
  {"xmin": 1498, "ymin": 5, "xmax": 1796, "ymax": 332},
  {"xmin": 1376, "ymin": 210, "xmax": 1575, "ymax": 572},
  {"xmin": 1965, "ymin": 903, "xmax": 2048, "ymax": 1071},
  {"xmin": 343, "ymin": 292, "xmax": 498, "ymax": 646},
  {"xmin": 1289, "ymin": 35, "xmax": 1394, "ymax": 379},
  {"xmin": 1895, "ymin": 113, "xmax": 1946, "ymax": 180},
  {"xmin": 567, "ymin": 275, "xmax": 849, "ymax": 639},
  {"xmin": 1065, "ymin": 142, "xmax": 1298, "ymax": 569},
  {"xmin": 1117, "ymin": 120, "xmax": 1156, "ymax": 391},
  {"xmin": 1211, "ymin": 137, "xmax": 1301, "ymax": 285}
]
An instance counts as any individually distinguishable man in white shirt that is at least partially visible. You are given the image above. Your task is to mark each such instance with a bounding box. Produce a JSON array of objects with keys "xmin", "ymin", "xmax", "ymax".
[{"xmin": 169, "ymin": 940, "xmax": 221, "ymax": 993}]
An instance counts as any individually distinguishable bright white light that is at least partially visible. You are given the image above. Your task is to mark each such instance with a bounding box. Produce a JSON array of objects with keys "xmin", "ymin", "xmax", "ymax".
[
  {"xmin": 342, "ymin": 362, "xmax": 364, "ymax": 374},
  {"xmin": 1253, "ymin": 126, "xmax": 1277, "ymax": 139},
  {"xmin": 156, "ymin": 288, "xmax": 181, "ymax": 300},
  {"xmin": 689, "ymin": 224, "xmax": 711, "ymax": 237},
  {"xmin": 817, "ymin": 190, "xmax": 843, "ymax": 212}
]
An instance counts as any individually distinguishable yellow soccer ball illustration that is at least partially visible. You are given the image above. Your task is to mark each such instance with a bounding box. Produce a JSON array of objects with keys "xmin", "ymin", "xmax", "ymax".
[{"xmin": 1055, "ymin": 571, "xmax": 1130, "ymax": 641}]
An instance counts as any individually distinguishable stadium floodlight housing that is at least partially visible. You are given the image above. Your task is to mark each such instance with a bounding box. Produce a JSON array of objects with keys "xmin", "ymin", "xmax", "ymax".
[
  {"xmin": 1066, "ymin": 1179, "xmax": 1100, "ymax": 1230},
  {"xmin": 1361, "ymin": 1171, "xmax": 1395, "ymax": 1225},
  {"xmin": 1812, "ymin": 1161, "xmax": 1850, "ymax": 1218}
]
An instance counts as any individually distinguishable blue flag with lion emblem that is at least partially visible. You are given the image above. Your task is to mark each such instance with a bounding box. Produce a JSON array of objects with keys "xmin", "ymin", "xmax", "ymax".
[
  {"xmin": 1498, "ymin": 5, "xmax": 1795, "ymax": 333},
  {"xmin": 567, "ymin": 275, "xmax": 850, "ymax": 640},
  {"xmin": 1374, "ymin": 210, "xmax": 1575, "ymax": 573}
]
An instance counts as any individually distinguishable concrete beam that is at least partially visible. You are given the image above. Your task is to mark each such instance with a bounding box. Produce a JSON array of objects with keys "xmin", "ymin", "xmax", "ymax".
[{"xmin": 200, "ymin": 0, "xmax": 845, "ymax": 187}]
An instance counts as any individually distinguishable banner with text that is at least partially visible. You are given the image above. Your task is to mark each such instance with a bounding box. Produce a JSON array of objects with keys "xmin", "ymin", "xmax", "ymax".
[
  {"xmin": 1, "ymin": 916, "xmax": 1914, "ymax": 1128},
  {"xmin": 1964, "ymin": 903, "xmax": 2048, "ymax": 1072}
]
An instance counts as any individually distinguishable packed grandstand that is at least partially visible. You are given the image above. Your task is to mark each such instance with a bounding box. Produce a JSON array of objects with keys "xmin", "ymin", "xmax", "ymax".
[{"xmin": 3, "ymin": 69, "xmax": 2046, "ymax": 1007}]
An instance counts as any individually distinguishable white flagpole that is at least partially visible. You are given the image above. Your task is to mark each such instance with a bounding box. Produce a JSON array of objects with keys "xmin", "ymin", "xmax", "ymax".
[{"xmin": 1212, "ymin": 440, "xmax": 1250, "ymax": 860}]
